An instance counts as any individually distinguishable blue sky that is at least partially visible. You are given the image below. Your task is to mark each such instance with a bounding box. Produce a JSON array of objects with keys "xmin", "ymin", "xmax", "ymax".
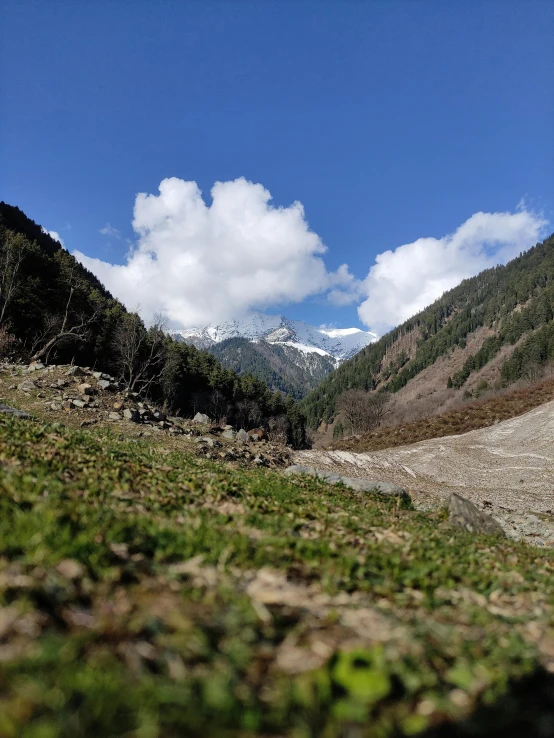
[{"xmin": 1, "ymin": 0, "xmax": 553, "ymax": 332}]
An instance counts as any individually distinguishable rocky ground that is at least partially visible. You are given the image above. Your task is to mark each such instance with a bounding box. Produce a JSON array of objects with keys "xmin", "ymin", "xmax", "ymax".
[
  {"xmin": 297, "ymin": 401, "xmax": 554, "ymax": 547},
  {"xmin": 0, "ymin": 361, "xmax": 292, "ymax": 469}
]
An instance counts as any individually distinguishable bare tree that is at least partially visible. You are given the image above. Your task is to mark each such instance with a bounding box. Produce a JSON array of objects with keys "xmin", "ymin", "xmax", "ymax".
[
  {"xmin": 0, "ymin": 233, "xmax": 27, "ymax": 325},
  {"xmin": 235, "ymin": 399, "xmax": 262, "ymax": 430},
  {"xmin": 113, "ymin": 312, "xmax": 168, "ymax": 393},
  {"xmin": 337, "ymin": 389, "xmax": 390, "ymax": 436},
  {"xmin": 210, "ymin": 389, "xmax": 228, "ymax": 423},
  {"xmin": 267, "ymin": 415, "xmax": 288, "ymax": 443},
  {"xmin": 30, "ymin": 278, "xmax": 97, "ymax": 362}
]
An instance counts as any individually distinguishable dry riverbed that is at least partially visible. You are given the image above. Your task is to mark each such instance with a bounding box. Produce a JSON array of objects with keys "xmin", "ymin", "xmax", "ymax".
[{"xmin": 296, "ymin": 401, "xmax": 554, "ymax": 547}]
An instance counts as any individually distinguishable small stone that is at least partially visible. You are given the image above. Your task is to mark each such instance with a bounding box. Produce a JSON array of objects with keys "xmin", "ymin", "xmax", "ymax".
[
  {"xmin": 56, "ymin": 559, "xmax": 85, "ymax": 579},
  {"xmin": 77, "ymin": 383, "xmax": 94, "ymax": 395},
  {"xmin": 108, "ymin": 412, "xmax": 121, "ymax": 421},
  {"xmin": 153, "ymin": 410, "xmax": 167, "ymax": 422},
  {"xmin": 195, "ymin": 436, "xmax": 214, "ymax": 447},
  {"xmin": 97, "ymin": 379, "xmax": 114, "ymax": 390},
  {"xmin": 193, "ymin": 412, "xmax": 210, "ymax": 425},
  {"xmin": 123, "ymin": 408, "xmax": 140, "ymax": 422},
  {"xmin": 50, "ymin": 402, "xmax": 62, "ymax": 411},
  {"xmin": 237, "ymin": 429, "xmax": 249, "ymax": 442},
  {"xmin": 65, "ymin": 366, "xmax": 86, "ymax": 376},
  {"xmin": 113, "ymin": 401, "xmax": 125, "ymax": 411},
  {"xmin": 27, "ymin": 361, "xmax": 44, "ymax": 372},
  {"xmin": 80, "ymin": 419, "xmax": 97, "ymax": 427},
  {"xmin": 17, "ymin": 379, "xmax": 37, "ymax": 391},
  {"xmin": 71, "ymin": 399, "xmax": 86, "ymax": 408},
  {"xmin": 222, "ymin": 429, "xmax": 236, "ymax": 440}
]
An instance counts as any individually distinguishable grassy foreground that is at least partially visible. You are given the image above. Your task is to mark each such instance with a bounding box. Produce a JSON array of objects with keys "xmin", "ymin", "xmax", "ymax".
[{"xmin": 1, "ymin": 415, "xmax": 554, "ymax": 737}]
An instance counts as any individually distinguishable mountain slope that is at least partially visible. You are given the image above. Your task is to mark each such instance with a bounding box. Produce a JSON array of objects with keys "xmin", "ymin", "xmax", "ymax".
[
  {"xmin": 210, "ymin": 336, "xmax": 337, "ymax": 399},
  {"xmin": 302, "ymin": 231, "xmax": 554, "ymax": 428},
  {"xmin": 173, "ymin": 313, "xmax": 377, "ymax": 397}
]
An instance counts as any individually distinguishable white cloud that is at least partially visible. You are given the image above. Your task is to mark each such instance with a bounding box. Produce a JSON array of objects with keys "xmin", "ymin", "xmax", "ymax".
[
  {"xmin": 74, "ymin": 178, "xmax": 548, "ymax": 334},
  {"xmin": 355, "ymin": 209, "xmax": 548, "ymax": 333},
  {"xmin": 41, "ymin": 228, "xmax": 65, "ymax": 247},
  {"xmin": 99, "ymin": 223, "xmax": 121, "ymax": 239},
  {"xmin": 75, "ymin": 177, "xmax": 340, "ymax": 328}
]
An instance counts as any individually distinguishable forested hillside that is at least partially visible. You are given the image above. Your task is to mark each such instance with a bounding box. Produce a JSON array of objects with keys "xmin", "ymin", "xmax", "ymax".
[
  {"xmin": 210, "ymin": 336, "xmax": 336, "ymax": 399},
  {"xmin": 0, "ymin": 203, "xmax": 307, "ymax": 446},
  {"xmin": 302, "ymin": 231, "xmax": 554, "ymax": 428}
]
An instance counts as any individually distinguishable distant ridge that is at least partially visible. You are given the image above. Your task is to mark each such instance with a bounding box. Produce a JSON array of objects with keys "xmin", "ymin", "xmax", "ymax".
[
  {"xmin": 172, "ymin": 313, "xmax": 378, "ymax": 399},
  {"xmin": 172, "ymin": 312, "xmax": 377, "ymax": 360}
]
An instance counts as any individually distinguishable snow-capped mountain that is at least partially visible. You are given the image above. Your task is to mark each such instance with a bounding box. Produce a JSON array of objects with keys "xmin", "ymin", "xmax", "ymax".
[{"xmin": 172, "ymin": 313, "xmax": 377, "ymax": 362}]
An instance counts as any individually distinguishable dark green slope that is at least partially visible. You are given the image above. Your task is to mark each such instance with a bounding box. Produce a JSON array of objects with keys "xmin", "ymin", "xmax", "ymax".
[
  {"xmin": 302, "ymin": 232, "xmax": 554, "ymax": 428},
  {"xmin": 210, "ymin": 336, "xmax": 336, "ymax": 399}
]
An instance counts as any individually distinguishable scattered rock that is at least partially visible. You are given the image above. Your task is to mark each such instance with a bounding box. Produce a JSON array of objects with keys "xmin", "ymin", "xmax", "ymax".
[
  {"xmin": 71, "ymin": 399, "xmax": 87, "ymax": 408},
  {"xmin": 123, "ymin": 408, "xmax": 140, "ymax": 422},
  {"xmin": 27, "ymin": 361, "xmax": 44, "ymax": 372},
  {"xmin": 97, "ymin": 379, "xmax": 115, "ymax": 391},
  {"xmin": 283, "ymin": 465, "xmax": 410, "ymax": 501},
  {"xmin": 222, "ymin": 429, "xmax": 236, "ymax": 440},
  {"xmin": 193, "ymin": 412, "xmax": 210, "ymax": 425},
  {"xmin": 108, "ymin": 412, "xmax": 121, "ymax": 421},
  {"xmin": 237, "ymin": 429, "xmax": 249, "ymax": 443},
  {"xmin": 448, "ymin": 492, "xmax": 505, "ymax": 536}
]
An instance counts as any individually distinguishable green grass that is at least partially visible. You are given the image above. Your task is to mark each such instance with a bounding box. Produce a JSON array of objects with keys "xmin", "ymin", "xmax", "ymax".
[{"xmin": 1, "ymin": 414, "xmax": 554, "ymax": 737}]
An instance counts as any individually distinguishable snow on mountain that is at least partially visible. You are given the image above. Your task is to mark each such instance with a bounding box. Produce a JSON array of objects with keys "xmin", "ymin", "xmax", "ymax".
[{"xmin": 172, "ymin": 313, "xmax": 377, "ymax": 361}]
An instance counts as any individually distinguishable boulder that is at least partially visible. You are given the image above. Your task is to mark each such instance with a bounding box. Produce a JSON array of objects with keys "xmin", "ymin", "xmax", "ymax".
[
  {"xmin": 0, "ymin": 403, "xmax": 31, "ymax": 419},
  {"xmin": 448, "ymin": 492, "xmax": 505, "ymax": 536},
  {"xmin": 283, "ymin": 465, "xmax": 410, "ymax": 501},
  {"xmin": 193, "ymin": 412, "xmax": 210, "ymax": 425}
]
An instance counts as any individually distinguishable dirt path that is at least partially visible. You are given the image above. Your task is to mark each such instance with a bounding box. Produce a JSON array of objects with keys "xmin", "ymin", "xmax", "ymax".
[{"xmin": 295, "ymin": 400, "xmax": 554, "ymax": 545}]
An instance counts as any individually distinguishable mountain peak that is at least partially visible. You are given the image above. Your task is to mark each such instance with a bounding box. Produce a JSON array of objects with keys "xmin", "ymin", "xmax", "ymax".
[{"xmin": 172, "ymin": 312, "xmax": 378, "ymax": 361}]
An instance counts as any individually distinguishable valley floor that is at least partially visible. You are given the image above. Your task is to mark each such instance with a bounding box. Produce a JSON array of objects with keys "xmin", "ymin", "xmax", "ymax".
[{"xmin": 298, "ymin": 400, "xmax": 554, "ymax": 546}]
